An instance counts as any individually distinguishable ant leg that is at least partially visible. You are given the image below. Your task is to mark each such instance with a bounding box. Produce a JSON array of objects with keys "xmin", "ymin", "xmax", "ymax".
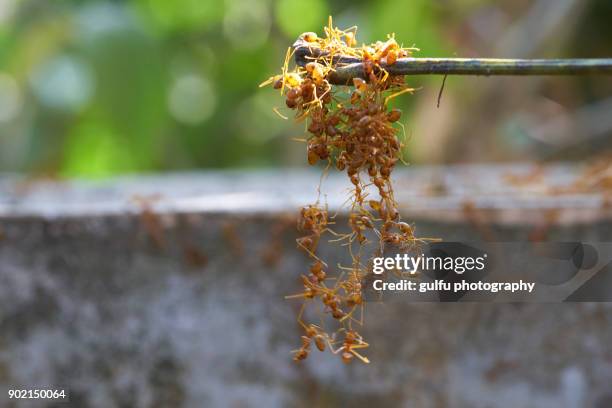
[
  {"xmin": 296, "ymin": 303, "xmax": 308, "ymax": 331},
  {"xmin": 296, "ymin": 238, "xmax": 328, "ymax": 266},
  {"xmin": 285, "ymin": 292, "xmax": 312, "ymax": 299},
  {"xmin": 272, "ymin": 107, "xmax": 288, "ymax": 120},
  {"xmin": 342, "ymin": 299, "xmax": 364, "ymax": 327},
  {"xmin": 328, "ymin": 343, "xmax": 344, "ymax": 355},
  {"xmin": 351, "ymin": 340, "xmax": 370, "ymax": 349},
  {"xmin": 279, "ymin": 46, "xmax": 294, "ymax": 96},
  {"xmin": 340, "ymin": 191, "xmax": 357, "ymax": 209},
  {"xmin": 358, "ymin": 301, "xmax": 364, "ymax": 326},
  {"xmin": 383, "ymin": 86, "xmax": 414, "ymax": 106},
  {"xmin": 333, "ymin": 271, "xmax": 346, "ymax": 292},
  {"xmin": 324, "ymin": 227, "xmax": 344, "ymax": 237},
  {"xmin": 315, "ymin": 162, "xmax": 331, "ymax": 204},
  {"xmin": 329, "ymin": 232, "xmax": 354, "ymax": 243},
  {"xmin": 350, "ymin": 349, "xmax": 370, "ymax": 364},
  {"xmin": 339, "ymin": 305, "xmax": 357, "ymax": 323}
]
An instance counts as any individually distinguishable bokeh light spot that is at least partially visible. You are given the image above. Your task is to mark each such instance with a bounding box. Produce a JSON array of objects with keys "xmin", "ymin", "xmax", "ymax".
[
  {"xmin": 0, "ymin": 0, "xmax": 17, "ymax": 26},
  {"xmin": 168, "ymin": 74, "xmax": 216, "ymax": 125},
  {"xmin": 236, "ymin": 91, "xmax": 291, "ymax": 143},
  {"xmin": 223, "ymin": 0, "xmax": 270, "ymax": 50},
  {"xmin": 30, "ymin": 55, "xmax": 95, "ymax": 113},
  {"xmin": 76, "ymin": 2, "xmax": 135, "ymax": 42}
]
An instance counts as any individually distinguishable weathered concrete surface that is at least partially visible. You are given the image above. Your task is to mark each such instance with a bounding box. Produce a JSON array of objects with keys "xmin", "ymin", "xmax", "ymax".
[{"xmin": 0, "ymin": 164, "xmax": 611, "ymax": 407}]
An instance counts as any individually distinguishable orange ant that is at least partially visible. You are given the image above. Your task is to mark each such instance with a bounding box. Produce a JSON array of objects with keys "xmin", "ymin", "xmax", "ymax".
[
  {"xmin": 309, "ymin": 260, "xmax": 327, "ymax": 283},
  {"xmin": 285, "ymin": 273, "xmax": 326, "ymax": 301},
  {"xmin": 329, "ymin": 329, "xmax": 370, "ymax": 364},
  {"xmin": 291, "ymin": 305, "xmax": 331, "ymax": 361},
  {"xmin": 296, "ymin": 204, "xmax": 334, "ymax": 261},
  {"xmin": 131, "ymin": 194, "xmax": 165, "ymax": 250}
]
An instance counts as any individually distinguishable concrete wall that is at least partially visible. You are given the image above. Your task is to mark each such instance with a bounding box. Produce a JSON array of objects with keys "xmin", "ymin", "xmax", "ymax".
[{"xmin": 0, "ymin": 165, "xmax": 611, "ymax": 407}]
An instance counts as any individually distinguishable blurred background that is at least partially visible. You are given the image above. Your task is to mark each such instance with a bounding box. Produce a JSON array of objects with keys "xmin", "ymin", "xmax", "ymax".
[
  {"xmin": 0, "ymin": 0, "xmax": 610, "ymax": 178},
  {"xmin": 1, "ymin": 2, "xmax": 612, "ymax": 406}
]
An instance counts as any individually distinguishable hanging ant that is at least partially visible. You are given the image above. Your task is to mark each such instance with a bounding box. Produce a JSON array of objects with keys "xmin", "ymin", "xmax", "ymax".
[{"xmin": 329, "ymin": 330, "xmax": 370, "ymax": 364}]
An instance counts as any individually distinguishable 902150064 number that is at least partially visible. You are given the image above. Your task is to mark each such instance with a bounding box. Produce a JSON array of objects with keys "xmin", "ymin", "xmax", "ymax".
[{"xmin": 8, "ymin": 389, "xmax": 68, "ymax": 399}]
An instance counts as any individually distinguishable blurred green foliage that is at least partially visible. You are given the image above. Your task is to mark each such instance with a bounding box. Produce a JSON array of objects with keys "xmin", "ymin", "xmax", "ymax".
[
  {"xmin": 0, "ymin": 0, "xmax": 447, "ymax": 176},
  {"xmin": 3, "ymin": 1, "xmax": 608, "ymax": 177}
]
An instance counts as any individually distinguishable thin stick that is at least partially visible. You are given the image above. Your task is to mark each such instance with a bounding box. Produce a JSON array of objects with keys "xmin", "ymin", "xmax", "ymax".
[
  {"xmin": 293, "ymin": 46, "xmax": 612, "ymax": 84},
  {"xmin": 437, "ymin": 74, "xmax": 448, "ymax": 108}
]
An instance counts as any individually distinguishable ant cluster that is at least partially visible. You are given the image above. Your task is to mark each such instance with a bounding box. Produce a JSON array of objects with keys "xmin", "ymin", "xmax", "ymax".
[{"xmin": 262, "ymin": 18, "xmax": 428, "ymax": 364}]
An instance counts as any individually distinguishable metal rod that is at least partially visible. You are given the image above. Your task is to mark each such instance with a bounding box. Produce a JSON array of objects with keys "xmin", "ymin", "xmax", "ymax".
[{"xmin": 293, "ymin": 45, "xmax": 612, "ymax": 85}]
